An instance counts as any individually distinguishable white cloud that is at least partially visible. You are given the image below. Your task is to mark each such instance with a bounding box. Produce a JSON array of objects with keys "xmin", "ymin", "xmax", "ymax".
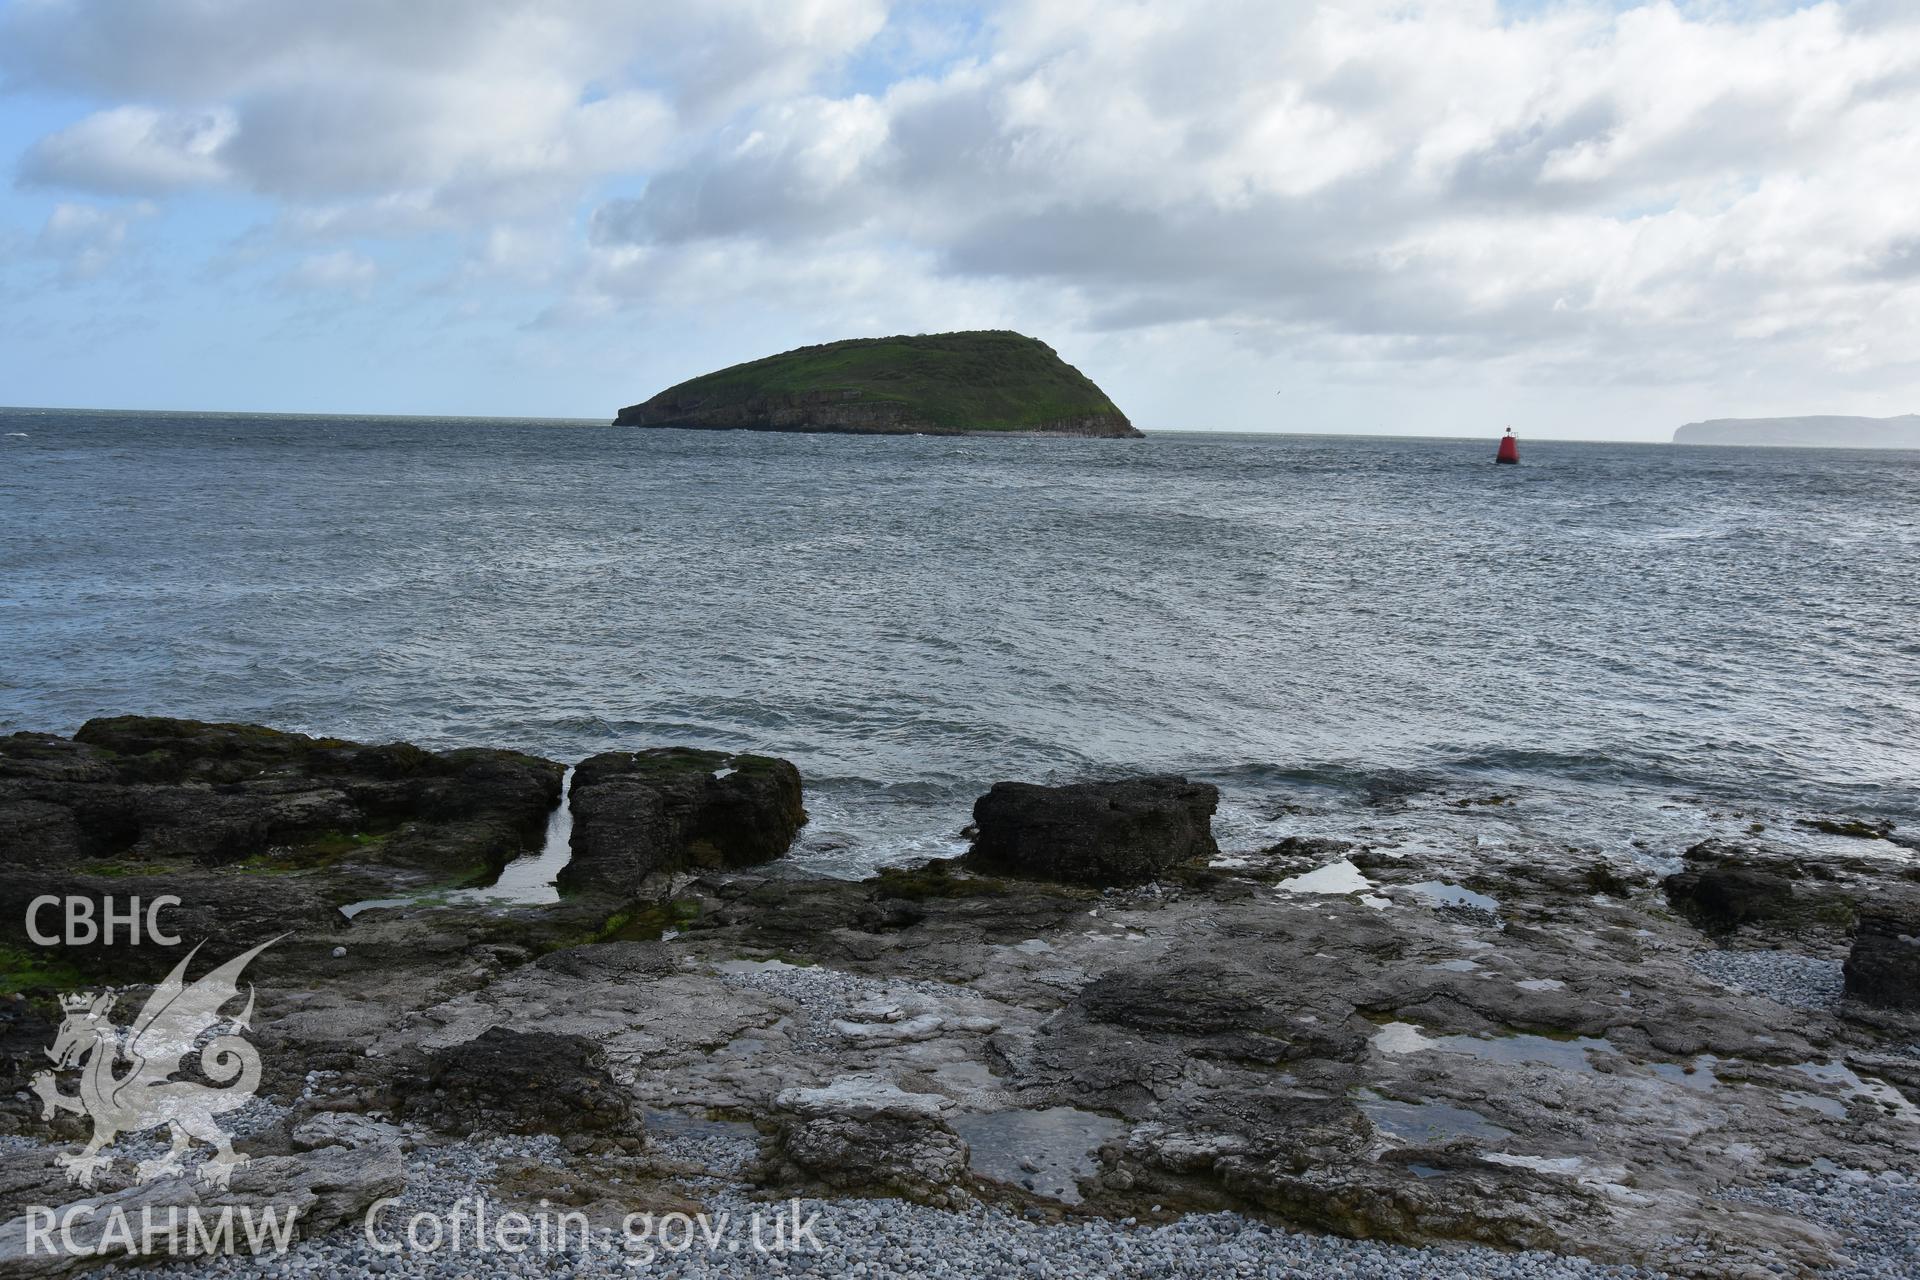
[
  {"xmin": 34, "ymin": 201, "xmax": 154, "ymax": 281},
  {"xmin": 281, "ymin": 249, "xmax": 379, "ymax": 295},
  {"xmin": 582, "ymin": 0, "xmax": 1920, "ymax": 391},
  {"xmin": 20, "ymin": 106, "xmax": 236, "ymax": 194},
  {"xmin": 5, "ymin": 0, "xmax": 1920, "ymax": 428}
]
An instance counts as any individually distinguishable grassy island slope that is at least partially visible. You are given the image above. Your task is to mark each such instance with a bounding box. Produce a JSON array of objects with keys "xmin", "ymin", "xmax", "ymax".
[{"xmin": 615, "ymin": 330, "xmax": 1141, "ymax": 437}]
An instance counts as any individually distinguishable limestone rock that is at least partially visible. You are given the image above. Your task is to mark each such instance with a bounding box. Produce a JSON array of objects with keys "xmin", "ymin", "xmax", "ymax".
[
  {"xmin": 557, "ymin": 748, "xmax": 804, "ymax": 895},
  {"xmin": 0, "ymin": 716, "xmax": 562, "ymax": 875},
  {"xmin": 964, "ymin": 776, "xmax": 1219, "ymax": 886},
  {"xmin": 533, "ymin": 940, "xmax": 678, "ymax": 981},
  {"xmin": 0, "ymin": 870, "xmax": 345, "ymax": 987},
  {"xmin": 0, "ymin": 717, "xmax": 566, "ymax": 984},
  {"xmin": 393, "ymin": 1027, "xmax": 641, "ymax": 1147},
  {"xmin": 0, "ymin": 1142, "xmax": 402, "ymax": 1276},
  {"xmin": 289, "ymin": 1112, "xmax": 404, "ymax": 1152},
  {"xmin": 763, "ymin": 1076, "xmax": 968, "ymax": 1200},
  {"xmin": 1844, "ymin": 898, "xmax": 1920, "ymax": 1010},
  {"xmin": 1660, "ymin": 838, "xmax": 1860, "ymax": 937},
  {"xmin": 1663, "ymin": 865, "xmax": 1796, "ymax": 931}
]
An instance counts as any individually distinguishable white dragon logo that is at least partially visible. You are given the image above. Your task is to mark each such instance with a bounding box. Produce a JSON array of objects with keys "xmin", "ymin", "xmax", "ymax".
[{"xmin": 30, "ymin": 938, "xmax": 277, "ymax": 1190}]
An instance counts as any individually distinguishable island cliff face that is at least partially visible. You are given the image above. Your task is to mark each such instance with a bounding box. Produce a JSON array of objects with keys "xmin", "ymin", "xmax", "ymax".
[
  {"xmin": 615, "ymin": 330, "xmax": 1141, "ymax": 437},
  {"xmin": 1674, "ymin": 414, "xmax": 1919, "ymax": 448}
]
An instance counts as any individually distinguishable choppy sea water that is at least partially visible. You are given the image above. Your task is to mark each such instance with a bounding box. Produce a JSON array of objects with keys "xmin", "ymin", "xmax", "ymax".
[{"xmin": 3, "ymin": 408, "xmax": 1916, "ymax": 878}]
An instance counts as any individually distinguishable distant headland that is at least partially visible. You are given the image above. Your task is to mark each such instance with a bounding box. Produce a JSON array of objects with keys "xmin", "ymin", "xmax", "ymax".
[
  {"xmin": 614, "ymin": 330, "xmax": 1141, "ymax": 437},
  {"xmin": 1674, "ymin": 414, "xmax": 1920, "ymax": 449}
]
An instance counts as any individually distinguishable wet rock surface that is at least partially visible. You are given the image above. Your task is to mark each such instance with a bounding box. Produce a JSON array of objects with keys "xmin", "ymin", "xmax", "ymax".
[
  {"xmin": 1844, "ymin": 896, "xmax": 1920, "ymax": 1011},
  {"xmin": 1661, "ymin": 839, "xmax": 1882, "ymax": 940},
  {"xmin": 1665, "ymin": 864, "xmax": 1798, "ymax": 932},
  {"xmin": 0, "ymin": 717, "xmax": 563, "ymax": 875},
  {"xmin": 3, "ymin": 728, "xmax": 1918, "ymax": 1277},
  {"xmin": 0, "ymin": 869, "xmax": 347, "ymax": 985},
  {"xmin": 0, "ymin": 718, "xmax": 565, "ymax": 982},
  {"xmin": 556, "ymin": 748, "xmax": 805, "ymax": 895},
  {"xmin": 963, "ymin": 776, "xmax": 1219, "ymax": 886}
]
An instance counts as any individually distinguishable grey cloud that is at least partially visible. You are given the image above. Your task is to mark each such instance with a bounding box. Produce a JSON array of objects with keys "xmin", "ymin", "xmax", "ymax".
[
  {"xmin": 1845, "ymin": 0, "xmax": 1920, "ymax": 35},
  {"xmin": 0, "ymin": 0, "xmax": 886, "ymax": 117},
  {"xmin": 883, "ymin": 80, "xmax": 1004, "ymax": 185},
  {"xmin": 5, "ymin": 0, "xmax": 884, "ymax": 214},
  {"xmin": 1865, "ymin": 238, "xmax": 1920, "ymax": 281},
  {"xmin": 218, "ymin": 84, "xmax": 463, "ymax": 200},
  {"xmin": 1446, "ymin": 85, "xmax": 1841, "ymax": 213},
  {"xmin": 942, "ymin": 196, "xmax": 1575, "ymax": 353},
  {"xmin": 1446, "ymin": 101, "xmax": 1620, "ymax": 205},
  {"xmin": 595, "ymin": 158, "xmax": 866, "ymax": 248},
  {"xmin": 1, "ymin": 2, "xmax": 562, "ymax": 99},
  {"xmin": 576, "ymin": 0, "xmax": 1920, "ymax": 390},
  {"xmin": 9, "ymin": 0, "xmax": 1920, "ymax": 404}
]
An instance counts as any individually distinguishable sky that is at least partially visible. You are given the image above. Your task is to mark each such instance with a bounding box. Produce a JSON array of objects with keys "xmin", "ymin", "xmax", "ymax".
[{"xmin": 1, "ymin": 0, "xmax": 1917, "ymax": 440}]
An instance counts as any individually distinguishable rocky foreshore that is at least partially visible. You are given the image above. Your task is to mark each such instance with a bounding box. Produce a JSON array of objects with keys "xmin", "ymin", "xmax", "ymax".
[{"xmin": 2, "ymin": 719, "xmax": 1917, "ymax": 1278}]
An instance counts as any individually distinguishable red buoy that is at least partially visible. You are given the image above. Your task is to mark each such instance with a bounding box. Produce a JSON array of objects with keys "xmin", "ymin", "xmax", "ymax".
[{"xmin": 1496, "ymin": 429, "xmax": 1519, "ymax": 464}]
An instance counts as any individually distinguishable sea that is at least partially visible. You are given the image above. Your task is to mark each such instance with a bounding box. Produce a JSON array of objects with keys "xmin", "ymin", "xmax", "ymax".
[{"xmin": 3, "ymin": 407, "xmax": 1916, "ymax": 880}]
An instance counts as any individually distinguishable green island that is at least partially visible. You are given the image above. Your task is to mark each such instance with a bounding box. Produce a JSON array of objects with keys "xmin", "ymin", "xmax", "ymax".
[{"xmin": 614, "ymin": 330, "xmax": 1141, "ymax": 437}]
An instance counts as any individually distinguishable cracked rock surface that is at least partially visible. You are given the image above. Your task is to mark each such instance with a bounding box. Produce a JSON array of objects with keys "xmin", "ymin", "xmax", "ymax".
[{"xmin": 4, "ymin": 753, "xmax": 1918, "ymax": 1277}]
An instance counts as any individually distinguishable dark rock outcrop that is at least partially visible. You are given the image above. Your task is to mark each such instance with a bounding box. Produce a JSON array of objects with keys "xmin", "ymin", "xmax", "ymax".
[
  {"xmin": 1844, "ymin": 898, "xmax": 1920, "ymax": 1010},
  {"xmin": 1660, "ymin": 838, "xmax": 1860, "ymax": 937},
  {"xmin": 1079, "ymin": 961, "xmax": 1275, "ymax": 1038},
  {"xmin": 6, "ymin": 742, "xmax": 1911, "ymax": 1277},
  {"xmin": 1664, "ymin": 866, "xmax": 1796, "ymax": 932},
  {"xmin": 0, "ymin": 869, "xmax": 345, "ymax": 986},
  {"xmin": 556, "ymin": 748, "xmax": 804, "ymax": 896},
  {"xmin": 395, "ymin": 1027, "xmax": 641, "ymax": 1147},
  {"xmin": 963, "ymin": 776, "xmax": 1219, "ymax": 886},
  {"xmin": 0, "ymin": 717, "xmax": 566, "ymax": 985},
  {"xmin": 0, "ymin": 717, "xmax": 562, "ymax": 875}
]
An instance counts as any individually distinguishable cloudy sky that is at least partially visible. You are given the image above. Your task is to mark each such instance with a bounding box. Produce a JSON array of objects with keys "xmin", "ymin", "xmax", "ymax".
[{"xmin": 2, "ymin": 0, "xmax": 1917, "ymax": 439}]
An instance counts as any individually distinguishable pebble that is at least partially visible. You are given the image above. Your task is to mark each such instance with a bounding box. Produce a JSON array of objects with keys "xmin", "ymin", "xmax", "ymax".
[
  {"xmin": 21, "ymin": 951, "xmax": 1913, "ymax": 1279},
  {"xmin": 719, "ymin": 961, "xmax": 958, "ymax": 1054},
  {"xmin": 1728, "ymin": 1168, "xmax": 1920, "ymax": 1280},
  {"xmin": 1687, "ymin": 949, "xmax": 1844, "ymax": 1012},
  {"xmin": 121, "ymin": 1123, "xmax": 1671, "ymax": 1280}
]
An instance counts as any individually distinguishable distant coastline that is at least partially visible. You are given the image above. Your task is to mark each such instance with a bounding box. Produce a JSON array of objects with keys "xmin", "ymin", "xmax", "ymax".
[{"xmin": 1674, "ymin": 414, "xmax": 1920, "ymax": 449}]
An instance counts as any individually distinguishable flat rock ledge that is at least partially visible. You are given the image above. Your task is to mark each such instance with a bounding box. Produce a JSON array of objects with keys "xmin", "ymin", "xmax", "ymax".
[
  {"xmin": 0, "ymin": 1134, "xmax": 403, "ymax": 1277},
  {"xmin": 2, "ymin": 728, "xmax": 1917, "ymax": 1278},
  {"xmin": 391, "ymin": 1027, "xmax": 644, "ymax": 1153}
]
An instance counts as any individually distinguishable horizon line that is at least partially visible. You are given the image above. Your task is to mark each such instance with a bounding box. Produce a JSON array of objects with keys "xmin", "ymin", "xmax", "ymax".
[{"xmin": 2, "ymin": 402, "xmax": 1683, "ymax": 444}]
